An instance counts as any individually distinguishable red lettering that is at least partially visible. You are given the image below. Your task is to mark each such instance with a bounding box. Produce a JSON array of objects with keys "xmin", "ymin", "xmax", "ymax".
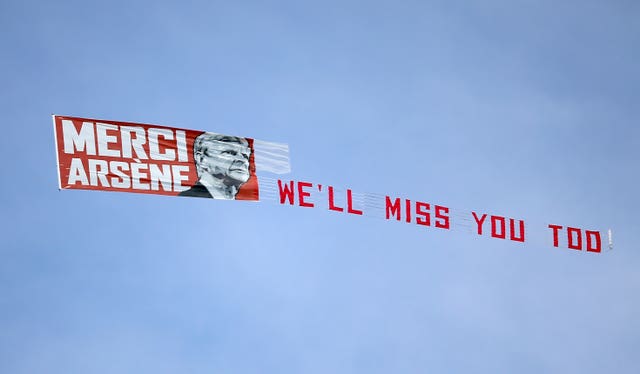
[
  {"xmin": 586, "ymin": 230, "xmax": 602, "ymax": 253},
  {"xmin": 567, "ymin": 227, "xmax": 582, "ymax": 250},
  {"xmin": 548, "ymin": 224, "xmax": 563, "ymax": 247},
  {"xmin": 509, "ymin": 219, "xmax": 525, "ymax": 242},
  {"xmin": 491, "ymin": 215, "xmax": 506, "ymax": 239},
  {"xmin": 385, "ymin": 197, "xmax": 401, "ymax": 220},
  {"xmin": 297, "ymin": 181, "xmax": 314, "ymax": 208},
  {"xmin": 277, "ymin": 180, "xmax": 295, "ymax": 205},
  {"xmin": 415, "ymin": 202, "xmax": 431, "ymax": 226},
  {"xmin": 346, "ymin": 189, "xmax": 363, "ymax": 215},
  {"xmin": 435, "ymin": 205, "xmax": 450, "ymax": 229},
  {"xmin": 472, "ymin": 212, "xmax": 487, "ymax": 235},
  {"xmin": 405, "ymin": 199, "xmax": 412, "ymax": 223},
  {"xmin": 328, "ymin": 186, "xmax": 343, "ymax": 212}
]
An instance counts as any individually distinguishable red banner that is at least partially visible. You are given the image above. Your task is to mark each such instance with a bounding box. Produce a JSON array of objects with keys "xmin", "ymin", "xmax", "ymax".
[
  {"xmin": 53, "ymin": 115, "xmax": 612, "ymax": 254},
  {"xmin": 53, "ymin": 115, "xmax": 259, "ymax": 200}
]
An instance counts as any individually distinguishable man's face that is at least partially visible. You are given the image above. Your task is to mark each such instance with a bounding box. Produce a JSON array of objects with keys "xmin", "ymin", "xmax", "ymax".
[{"xmin": 198, "ymin": 138, "xmax": 251, "ymax": 184}]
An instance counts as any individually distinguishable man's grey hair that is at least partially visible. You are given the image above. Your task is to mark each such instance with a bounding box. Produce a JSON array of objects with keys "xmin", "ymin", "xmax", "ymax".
[{"xmin": 193, "ymin": 132, "xmax": 250, "ymax": 175}]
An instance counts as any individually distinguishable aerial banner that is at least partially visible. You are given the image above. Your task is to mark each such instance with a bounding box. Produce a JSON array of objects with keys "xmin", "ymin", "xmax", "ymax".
[
  {"xmin": 52, "ymin": 115, "xmax": 290, "ymax": 200},
  {"xmin": 54, "ymin": 115, "xmax": 612, "ymax": 254},
  {"xmin": 257, "ymin": 177, "xmax": 613, "ymax": 254}
]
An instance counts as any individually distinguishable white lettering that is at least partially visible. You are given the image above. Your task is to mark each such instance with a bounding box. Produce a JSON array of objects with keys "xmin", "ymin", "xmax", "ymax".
[
  {"xmin": 149, "ymin": 164, "xmax": 172, "ymax": 191},
  {"xmin": 131, "ymin": 163, "xmax": 150, "ymax": 190},
  {"xmin": 149, "ymin": 128, "xmax": 175, "ymax": 161},
  {"xmin": 88, "ymin": 159, "xmax": 110, "ymax": 187},
  {"xmin": 63, "ymin": 120, "xmax": 96, "ymax": 155},
  {"xmin": 67, "ymin": 158, "xmax": 89, "ymax": 185},
  {"xmin": 96, "ymin": 123, "xmax": 121, "ymax": 157},
  {"xmin": 110, "ymin": 161, "xmax": 130, "ymax": 188},
  {"xmin": 172, "ymin": 165, "xmax": 190, "ymax": 192},
  {"xmin": 120, "ymin": 126, "xmax": 148, "ymax": 159},
  {"xmin": 68, "ymin": 158, "xmax": 191, "ymax": 192},
  {"xmin": 176, "ymin": 130, "xmax": 188, "ymax": 162}
]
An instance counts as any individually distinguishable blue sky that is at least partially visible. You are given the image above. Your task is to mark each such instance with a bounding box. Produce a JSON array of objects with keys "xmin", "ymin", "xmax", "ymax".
[{"xmin": 1, "ymin": 0, "xmax": 639, "ymax": 372}]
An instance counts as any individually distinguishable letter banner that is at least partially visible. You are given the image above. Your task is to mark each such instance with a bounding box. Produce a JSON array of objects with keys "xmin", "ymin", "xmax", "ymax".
[
  {"xmin": 52, "ymin": 115, "xmax": 291, "ymax": 200},
  {"xmin": 53, "ymin": 115, "xmax": 613, "ymax": 255},
  {"xmin": 257, "ymin": 177, "xmax": 613, "ymax": 254}
]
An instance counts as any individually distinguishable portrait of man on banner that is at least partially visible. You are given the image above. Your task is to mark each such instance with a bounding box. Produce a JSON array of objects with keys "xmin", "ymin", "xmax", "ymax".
[{"xmin": 179, "ymin": 132, "xmax": 257, "ymax": 200}]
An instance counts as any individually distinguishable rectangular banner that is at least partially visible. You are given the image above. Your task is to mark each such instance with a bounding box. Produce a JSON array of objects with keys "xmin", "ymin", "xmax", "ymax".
[
  {"xmin": 52, "ymin": 115, "xmax": 277, "ymax": 200},
  {"xmin": 53, "ymin": 115, "xmax": 611, "ymax": 254}
]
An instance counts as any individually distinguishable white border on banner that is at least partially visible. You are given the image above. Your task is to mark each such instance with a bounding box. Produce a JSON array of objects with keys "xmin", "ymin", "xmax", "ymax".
[{"xmin": 52, "ymin": 114, "xmax": 62, "ymax": 190}]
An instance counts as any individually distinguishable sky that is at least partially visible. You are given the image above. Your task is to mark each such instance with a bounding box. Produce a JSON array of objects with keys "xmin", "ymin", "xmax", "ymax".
[{"xmin": 1, "ymin": 0, "xmax": 639, "ymax": 372}]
